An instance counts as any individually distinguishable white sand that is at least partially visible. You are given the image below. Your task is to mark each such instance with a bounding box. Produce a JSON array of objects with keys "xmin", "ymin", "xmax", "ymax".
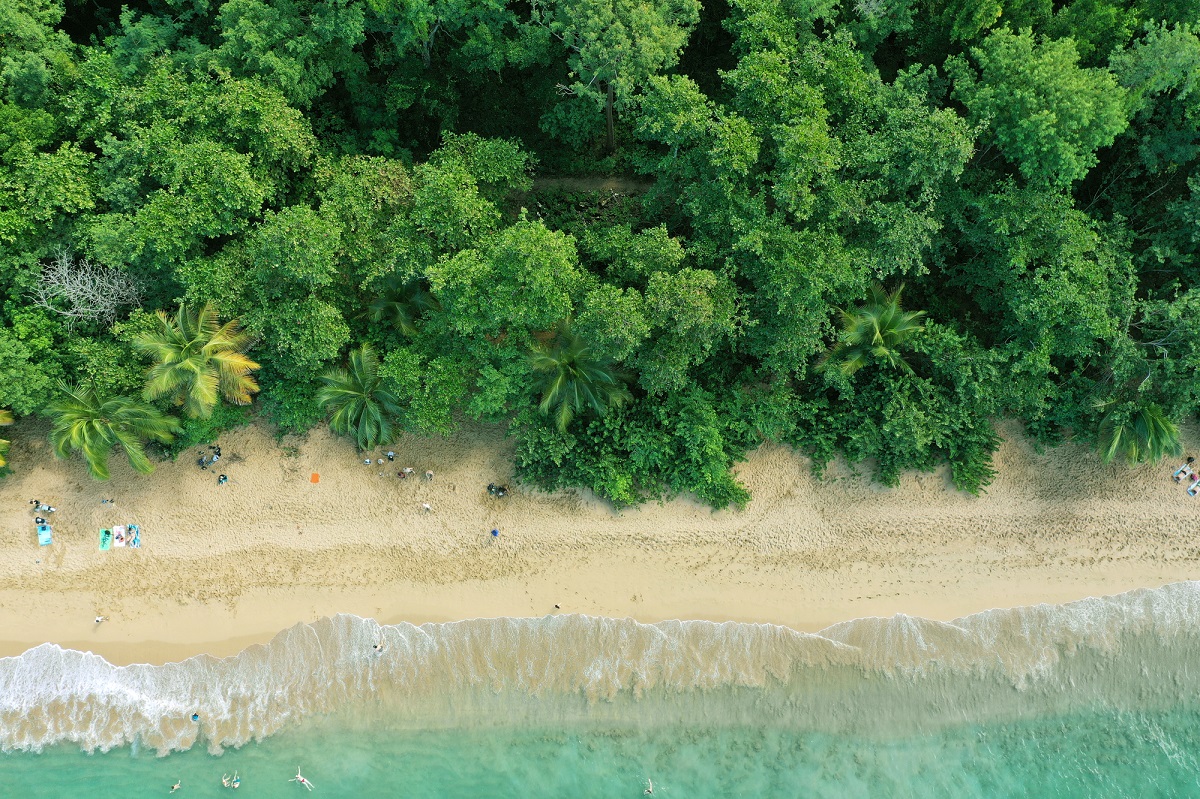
[{"xmin": 1, "ymin": 418, "xmax": 1197, "ymax": 665}]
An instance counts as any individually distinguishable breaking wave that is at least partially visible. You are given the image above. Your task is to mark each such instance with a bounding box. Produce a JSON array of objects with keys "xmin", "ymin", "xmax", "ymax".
[{"xmin": 4, "ymin": 582, "xmax": 1200, "ymax": 755}]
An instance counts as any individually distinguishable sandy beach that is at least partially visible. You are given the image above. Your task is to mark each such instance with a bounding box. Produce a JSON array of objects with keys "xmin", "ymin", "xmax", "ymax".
[{"xmin": 1, "ymin": 418, "xmax": 1197, "ymax": 666}]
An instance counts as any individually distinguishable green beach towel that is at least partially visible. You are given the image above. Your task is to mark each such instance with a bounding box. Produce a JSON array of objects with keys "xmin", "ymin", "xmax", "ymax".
[{"xmin": 98, "ymin": 528, "xmax": 112, "ymax": 551}]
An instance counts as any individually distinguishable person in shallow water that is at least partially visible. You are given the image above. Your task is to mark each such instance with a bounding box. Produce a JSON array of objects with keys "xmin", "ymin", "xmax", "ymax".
[
  {"xmin": 290, "ymin": 768, "xmax": 314, "ymax": 791},
  {"xmin": 170, "ymin": 779, "xmax": 181, "ymax": 793}
]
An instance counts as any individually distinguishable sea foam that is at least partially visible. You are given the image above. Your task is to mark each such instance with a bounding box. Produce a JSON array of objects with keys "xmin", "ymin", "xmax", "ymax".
[{"xmin": 4, "ymin": 582, "xmax": 1200, "ymax": 755}]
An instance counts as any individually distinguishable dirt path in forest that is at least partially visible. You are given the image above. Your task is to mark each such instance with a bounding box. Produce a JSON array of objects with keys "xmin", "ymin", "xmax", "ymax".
[{"xmin": 531, "ymin": 175, "xmax": 654, "ymax": 194}]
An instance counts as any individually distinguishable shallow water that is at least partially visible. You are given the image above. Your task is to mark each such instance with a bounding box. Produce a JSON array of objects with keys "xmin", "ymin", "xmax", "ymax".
[
  {"xmin": 5, "ymin": 583, "xmax": 1200, "ymax": 796},
  {"xmin": 5, "ymin": 707, "xmax": 1200, "ymax": 798}
]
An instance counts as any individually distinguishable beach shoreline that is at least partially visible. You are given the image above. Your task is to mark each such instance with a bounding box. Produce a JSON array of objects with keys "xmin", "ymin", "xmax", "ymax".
[{"xmin": 2, "ymin": 418, "xmax": 1197, "ymax": 666}]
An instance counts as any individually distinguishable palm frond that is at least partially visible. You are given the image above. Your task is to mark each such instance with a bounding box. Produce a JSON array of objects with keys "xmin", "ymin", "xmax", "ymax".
[{"xmin": 135, "ymin": 303, "xmax": 260, "ymax": 418}]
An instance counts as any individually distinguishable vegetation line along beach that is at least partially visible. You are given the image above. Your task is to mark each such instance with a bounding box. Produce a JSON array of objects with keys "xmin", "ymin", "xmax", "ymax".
[{"xmin": 0, "ymin": 0, "xmax": 1197, "ymax": 663}]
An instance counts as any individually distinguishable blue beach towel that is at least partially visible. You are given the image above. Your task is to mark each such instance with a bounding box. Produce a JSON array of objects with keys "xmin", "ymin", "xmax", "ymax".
[
  {"xmin": 37, "ymin": 524, "xmax": 52, "ymax": 546},
  {"xmin": 98, "ymin": 528, "xmax": 112, "ymax": 551},
  {"xmin": 128, "ymin": 524, "xmax": 141, "ymax": 548}
]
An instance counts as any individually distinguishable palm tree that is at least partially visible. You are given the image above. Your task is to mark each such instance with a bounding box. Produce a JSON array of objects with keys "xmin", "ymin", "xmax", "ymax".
[
  {"xmin": 317, "ymin": 344, "xmax": 403, "ymax": 450},
  {"xmin": 1096, "ymin": 400, "xmax": 1182, "ymax": 465},
  {"xmin": 134, "ymin": 303, "xmax": 260, "ymax": 419},
  {"xmin": 366, "ymin": 276, "xmax": 441, "ymax": 338},
  {"xmin": 531, "ymin": 322, "xmax": 632, "ymax": 432},
  {"xmin": 0, "ymin": 409, "xmax": 12, "ymax": 469},
  {"xmin": 821, "ymin": 283, "xmax": 927, "ymax": 376},
  {"xmin": 46, "ymin": 382, "xmax": 181, "ymax": 480}
]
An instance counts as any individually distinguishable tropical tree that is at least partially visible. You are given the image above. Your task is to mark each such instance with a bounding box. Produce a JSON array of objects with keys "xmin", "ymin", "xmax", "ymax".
[
  {"xmin": 134, "ymin": 304, "xmax": 261, "ymax": 419},
  {"xmin": 531, "ymin": 322, "xmax": 632, "ymax": 432},
  {"xmin": 46, "ymin": 383, "xmax": 181, "ymax": 480},
  {"xmin": 0, "ymin": 409, "xmax": 12, "ymax": 469},
  {"xmin": 365, "ymin": 276, "xmax": 441, "ymax": 338},
  {"xmin": 317, "ymin": 344, "xmax": 403, "ymax": 450},
  {"xmin": 1095, "ymin": 400, "xmax": 1182, "ymax": 465},
  {"xmin": 821, "ymin": 284, "xmax": 927, "ymax": 376}
]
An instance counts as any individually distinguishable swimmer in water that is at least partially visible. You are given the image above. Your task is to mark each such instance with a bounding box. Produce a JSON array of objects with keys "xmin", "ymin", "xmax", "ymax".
[
  {"xmin": 644, "ymin": 777, "xmax": 653, "ymax": 795},
  {"xmin": 170, "ymin": 779, "xmax": 181, "ymax": 793},
  {"xmin": 289, "ymin": 768, "xmax": 314, "ymax": 791},
  {"xmin": 222, "ymin": 774, "xmax": 231, "ymax": 787},
  {"xmin": 231, "ymin": 772, "xmax": 240, "ymax": 789}
]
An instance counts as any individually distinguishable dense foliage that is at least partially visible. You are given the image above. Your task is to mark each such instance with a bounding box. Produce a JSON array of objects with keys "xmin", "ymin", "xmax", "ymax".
[{"xmin": 1, "ymin": 0, "xmax": 1196, "ymax": 503}]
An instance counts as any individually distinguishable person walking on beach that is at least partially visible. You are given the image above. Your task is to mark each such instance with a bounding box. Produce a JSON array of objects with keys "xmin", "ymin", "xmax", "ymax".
[
  {"xmin": 290, "ymin": 768, "xmax": 314, "ymax": 791},
  {"xmin": 170, "ymin": 779, "xmax": 181, "ymax": 793}
]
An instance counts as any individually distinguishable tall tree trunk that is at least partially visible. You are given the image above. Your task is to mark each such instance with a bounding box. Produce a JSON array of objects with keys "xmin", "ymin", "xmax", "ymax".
[{"xmin": 605, "ymin": 82, "xmax": 615, "ymax": 153}]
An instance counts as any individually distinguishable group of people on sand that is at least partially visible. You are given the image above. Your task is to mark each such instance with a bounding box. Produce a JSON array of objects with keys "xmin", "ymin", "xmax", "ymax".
[
  {"xmin": 197, "ymin": 444, "xmax": 230, "ymax": 486},
  {"xmin": 1173, "ymin": 457, "xmax": 1200, "ymax": 496},
  {"xmin": 363, "ymin": 451, "xmax": 434, "ymax": 482}
]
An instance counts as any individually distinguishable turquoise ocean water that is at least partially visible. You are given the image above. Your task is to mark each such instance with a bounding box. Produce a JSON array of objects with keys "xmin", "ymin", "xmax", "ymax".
[{"xmin": 5, "ymin": 583, "xmax": 1200, "ymax": 797}]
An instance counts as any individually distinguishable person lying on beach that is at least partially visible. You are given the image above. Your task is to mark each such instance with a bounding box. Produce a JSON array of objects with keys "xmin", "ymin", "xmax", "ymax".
[
  {"xmin": 403, "ymin": 467, "xmax": 415, "ymax": 476},
  {"xmin": 290, "ymin": 768, "xmax": 313, "ymax": 791},
  {"xmin": 1173, "ymin": 458, "xmax": 1195, "ymax": 481}
]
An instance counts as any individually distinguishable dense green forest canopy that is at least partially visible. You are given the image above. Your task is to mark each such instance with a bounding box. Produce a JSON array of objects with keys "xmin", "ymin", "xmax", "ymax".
[{"xmin": 1, "ymin": 0, "xmax": 1197, "ymax": 505}]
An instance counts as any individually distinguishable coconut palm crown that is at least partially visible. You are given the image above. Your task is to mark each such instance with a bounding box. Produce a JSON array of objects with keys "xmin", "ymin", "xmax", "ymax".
[
  {"xmin": 46, "ymin": 382, "xmax": 181, "ymax": 480},
  {"xmin": 821, "ymin": 283, "xmax": 927, "ymax": 376},
  {"xmin": 1096, "ymin": 400, "xmax": 1182, "ymax": 466},
  {"xmin": 531, "ymin": 322, "xmax": 632, "ymax": 433},
  {"xmin": 366, "ymin": 276, "xmax": 441, "ymax": 338},
  {"xmin": 317, "ymin": 344, "xmax": 403, "ymax": 450},
  {"xmin": 0, "ymin": 409, "xmax": 12, "ymax": 469},
  {"xmin": 134, "ymin": 303, "xmax": 260, "ymax": 419}
]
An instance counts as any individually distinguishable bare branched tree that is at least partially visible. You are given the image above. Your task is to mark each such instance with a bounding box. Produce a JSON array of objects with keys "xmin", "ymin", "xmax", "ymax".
[{"xmin": 31, "ymin": 251, "xmax": 142, "ymax": 330}]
